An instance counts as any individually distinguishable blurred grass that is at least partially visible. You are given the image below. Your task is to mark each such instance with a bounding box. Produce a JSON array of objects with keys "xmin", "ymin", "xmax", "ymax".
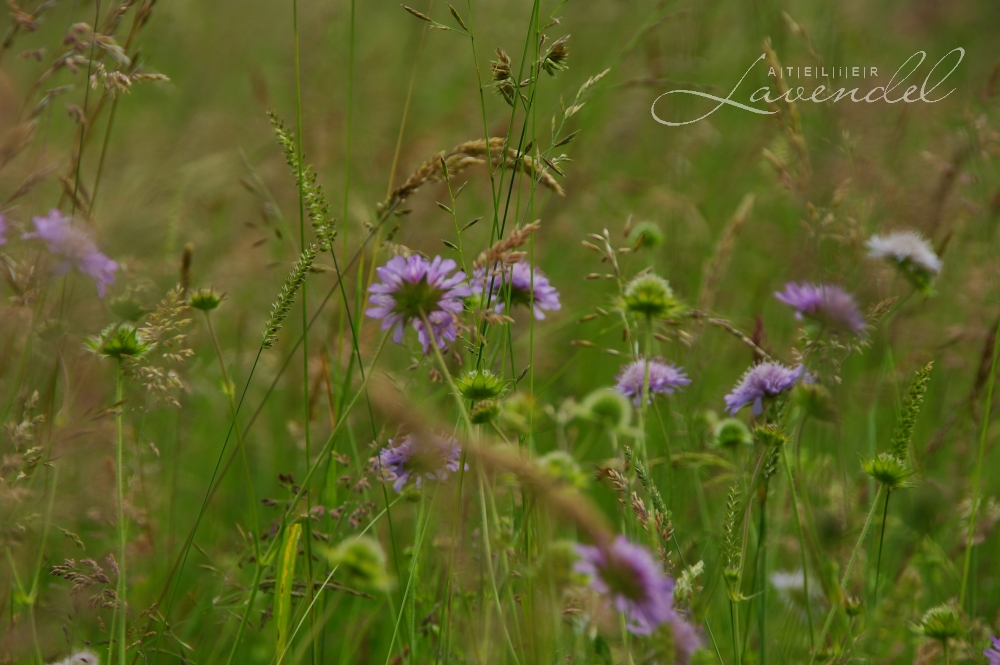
[{"xmin": 2, "ymin": 0, "xmax": 1000, "ymax": 663}]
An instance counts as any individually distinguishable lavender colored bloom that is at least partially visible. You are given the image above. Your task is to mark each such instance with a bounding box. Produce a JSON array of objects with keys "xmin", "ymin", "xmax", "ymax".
[
  {"xmin": 615, "ymin": 357, "xmax": 691, "ymax": 406},
  {"xmin": 725, "ymin": 361, "xmax": 804, "ymax": 417},
  {"xmin": 366, "ymin": 255, "xmax": 472, "ymax": 354},
  {"xmin": 22, "ymin": 209, "xmax": 117, "ymax": 296},
  {"xmin": 474, "ymin": 260, "xmax": 561, "ymax": 320},
  {"xmin": 0, "ymin": 212, "xmax": 7, "ymax": 245},
  {"xmin": 574, "ymin": 535, "xmax": 675, "ymax": 635},
  {"xmin": 985, "ymin": 636, "xmax": 1000, "ymax": 665},
  {"xmin": 866, "ymin": 230, "xmax": 942, "ymax": 274},
  {"xmin": 775, "ymin": 282, "xmax": 866, "ymax": 336},
  {"xmin": 668, "ymin": 613, "xmax": 703, "ymax": 665},
  {"xmin": 373, "ymin": 433, "xmax": 462, "ymax": 493}
]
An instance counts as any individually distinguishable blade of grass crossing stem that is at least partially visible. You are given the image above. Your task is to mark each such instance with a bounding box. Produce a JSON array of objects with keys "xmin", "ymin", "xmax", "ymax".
[{"xmin": 276, "ymin": 523, "xmax": 303, "ymax": 661}]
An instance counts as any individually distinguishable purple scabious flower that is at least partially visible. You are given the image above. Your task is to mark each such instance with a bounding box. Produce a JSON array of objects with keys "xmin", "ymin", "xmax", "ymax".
[
  {"xmin": 21, "ymin": 209, "xmax": 117, "ymax": 296},
  {"xmin": 366, "ymin": 255, "xmax": 472, "ymax": 354},
  {"xmin": 725, "ymin": 361, "xmax": 804, "ymax": 417},
  {"xmin": 774, "ymin": 282, "xmax": 866, "ymax": 336},
  {"xmin": 474, "ymin": 260, "xmax": 561, "ymax": 320},
  {"xmin": 668, "ymin": 612, "xmax": 703, "ymax": 665},
  {"xmin": 615, "ymin": 357, "xmax": 691, "ymax": 406},
  {"xmin": 372, "ymin": 433, "xmax": 463, "ymax": 493},
  {"xmin": 985, "ymin": 636, "xmax": 1000, "ymax": 665},
  {"xmin": 866, "ymin": 230, "xmax": 941, "ymax": 274},
  {"xmin": 575, "ymin": 535, "xmax": 676, "ymax": 635}
]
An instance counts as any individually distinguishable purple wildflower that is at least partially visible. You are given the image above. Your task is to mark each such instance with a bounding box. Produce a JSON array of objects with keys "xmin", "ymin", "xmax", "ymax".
[
  {"xmin": 985, "ymin": 636, "xmax": 1000, "ymax": 665},
  {"xmin": 0, "ymin": 212, "xmax": 7, "ymax": 245},
  {"xmin": 574, "ymin": 535, "xmax": 675, "ymax": 635},
  {"xmin": 775, "ymin": 282, "xmax": 866, "ymax": 336},
  {"xmin": 372, "ymin": 433, "xmax": 463, "ymax": 493},
  {"xmin": 866, "ymin": 230, "xmax": 941, "ymax": 274},
  {"xmin": 474, "ymin": 260, "xmax": 561, "ymax": 320},
  {"xmin": 615, "ymin": 357, "xmax": 691, "ymax": 406},
  {"xmin": 366, "ymin": 255, "xmax": 472, "ymax": 353},
  {"xmin": 668, "ymin": 613, "xmax": 703, "ymax": 665},
  {"xmin": 724, "ymin": 361, "xmax": 804, "ymax": 417},
  {"xmin": 21, "ymin": 209, "xmax": 117, "ymax": 296}
]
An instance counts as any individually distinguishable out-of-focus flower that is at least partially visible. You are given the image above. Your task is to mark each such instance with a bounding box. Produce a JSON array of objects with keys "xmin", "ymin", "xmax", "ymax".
[
  {"xmin": 537, "ymin": 450, "xmax": 588, "ymax": 489},
  {"xmin": 866, "ymin": 230, "xmax": 942, "ymax": 294},
  {"xmin": 574, "ymin": 535, "xmax": 675, "ymax": 635},
  {"xmin": 0, "ymin": 212, "xmax": 8, "ymax": 245},
  {"xmin": 774, "ymin": 282, "xmax": 866, "ymax": 336},
  {"xmin": 372, "ymin": 433, "xmax": 463, "ymax": 493},
  {"xmin": 983, "ymin": 636, "xmax": 1000, "ymax": 665},
  {"xmin": 622, "ymin": 273, "xmax": 683, "ymax": 319},
  {"xmin": 712, "ymin": 418, "xmax": 752, "ymax": 448},
  {"xmin": 627, "ymin": 220, "xmax": 665, "ymax": 249},
  {"xmin": 725, "ymin": 361, "xmax": 804, "ymax": 416},
  {"xmin": 22, "ymin": 209, "xmax": 117, "ymax": 296},
  {"xmin": 328, "ymin": 536, "xmax": 392, "ymax": 593},
  {"xmin": 579, "ymin": 388, "xmax": 632, "ymax": 431},
  {"xmin": 474, "ymin": 260, "xmax": 561, "ymax": 320},
  {"xmin": 366, "ymin": 255, "xmax": 472, "ymax": 353},
  {"xmin": 914, "ymin": 603, "xmax": 963, "ymax": 642},
  {"xmin": 615, "ymin": 357, "xmax": 691, "ymax": 406}
]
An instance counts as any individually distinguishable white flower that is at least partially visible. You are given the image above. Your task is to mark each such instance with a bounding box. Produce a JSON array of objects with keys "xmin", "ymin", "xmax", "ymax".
[{"xmin": 866, "ymin": 230, "xmax": 942, "ymax": 274}]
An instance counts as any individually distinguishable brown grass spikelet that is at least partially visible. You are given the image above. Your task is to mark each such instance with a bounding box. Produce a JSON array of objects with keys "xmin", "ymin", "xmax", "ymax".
[
  {"xmin": 382, "ymin": 138, "xmax": 564, "ymax": 216},
  {"xmin": 473, "ymin": 220, "xmax": 542, "ymax": 270},
  {"xmin": 698, "ymin": 193, "xmax": 754, "ymax": 313}
]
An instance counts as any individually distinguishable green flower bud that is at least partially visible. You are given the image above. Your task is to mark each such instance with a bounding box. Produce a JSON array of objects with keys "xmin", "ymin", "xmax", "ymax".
[
  {"xmin": 470, "ymin": 399, "xmax": 501, "ymax": 425},
  {"xmin": 86, "ymin": 324, "xmax": 152, "ymax": 360},
  {"xmin": 537, "ymin": 450, "xmax": 588, "ymax": 489},
  {"xmin": 713, "ymin": 418, "xmax": 752, "ymax": 449},
  {"xmin": 109, "ymin": 294, "xmax": 146, "ymax": 322},
  {"xmin": 861, "ymin": 452, "xmax": 913, "ymax": 490},
  {"xmin": 455, "ymin": 368, "xmax": 506, "ymax": 402},
  {"xmin": 627, "ymin": 221, "xmax": 665, "ymax": 249},
  {"xmin": 622, "ymin": 273, "xmax": 684, "ymax": 319},
  {"xmin": 793, "ymin": 382, "xmax": 837, "ymax": 422},
  {"xmin": 189, "ymin": 287, "xmax": 226, "ymax": 312},
  {"xmin": 753, "ymin": 423, "xmax": 788, "ymax": 447},
  {"xmin": 914, "ymin": 603, "xmax": 963, "ymax": 641},
  {"xmin": 844, "ymin": 595, "xmax": 863, "ymax": 617},
  {"xmin": 579, "ymin": 388, "xmax": 632, "ymax": 431},
  {"xmin": 329, "ymin": 536, "xmax": 392, "ymax": 593}
]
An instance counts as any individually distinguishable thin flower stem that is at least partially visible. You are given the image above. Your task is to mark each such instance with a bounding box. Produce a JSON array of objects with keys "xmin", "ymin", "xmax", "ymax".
[
  {"xmin": 419, "ymin": 310, "xmax": 472, "ymax": 430},
  {"xmin": 478, "ymin": 468, "xmax": 522, "ymax": 665},
  {"xmin": 291, "ymin": 1, "xmax": 317, "ymax": 660},
  {"xmin": 960, "ymin": 315, "xmax": 1000, "ymax": 609},
  {"xmin": 780, "ymin": 450, "xmax": 815, "ymax": 650},
  {"xmin": 115, "ymin": 360, "xmax": 128, "ymax": 665},
  {"xmin": 809, "ymin": 485, "xmax": 883, "ymax": 665},
  {"xmin": 205, "ymin": 313, "xmax": 260, "ymax": 551},
  {"xmin": 872, "ymin": 490, "xmax": 891, "ymax": 610}
]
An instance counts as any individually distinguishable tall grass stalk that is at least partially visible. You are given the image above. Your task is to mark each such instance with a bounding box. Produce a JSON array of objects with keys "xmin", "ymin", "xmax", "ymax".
[
  {"xmin": 115, "ymin": 360, "xmax": 128, "ymax": 665},
  {"xmin": 960, "ymin": 318, "xmax": 1000, "ymax": 609}
]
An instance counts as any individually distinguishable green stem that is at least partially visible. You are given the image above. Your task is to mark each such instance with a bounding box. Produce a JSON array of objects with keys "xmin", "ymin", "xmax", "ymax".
[
  {"xmin": 810, "ymin": 485, "xmax": 882, "ymax": 664},
  {"xmin": 872, "ymin": 490, "xmax": 891, "ymax": 611},
  {"xmin": 960, "ymin": 317, "xmax": 1000, "ymax": 609},
  {"xmin": 291, "ymin": 1, "xmax": 317, "ymax": 661},
  {"xmin": 115, "ymin": 361, "xmax": 128, "ymax": 665},
  {"xmin": 780, "ymin": 450, "xmax": 815, "ymax": 651}
]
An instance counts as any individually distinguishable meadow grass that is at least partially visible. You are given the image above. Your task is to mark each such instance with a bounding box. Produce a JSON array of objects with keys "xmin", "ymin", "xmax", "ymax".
[{"xmin": 2, "ymin": 1, "xmax": 1000, "ymax": 664}]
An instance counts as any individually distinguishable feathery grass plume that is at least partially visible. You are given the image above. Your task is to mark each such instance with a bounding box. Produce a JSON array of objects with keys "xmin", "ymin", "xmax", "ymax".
[
  {"xmin": 268, "ymin": 110, "xmax": 336, "ymax": 251},
  {"xmin": 490, "ymin": 47, "xmax": 517, "ymax": 106},
  {"xmin": 889, "ymin": 361, "xmax": 933, "ymax": 461},
  {"xmin": 539, "ymin": 34, "xmax": 570, "ymax": 76},
  {"xmin": 762, "ymin": 38, "xmax": 809, "ymax": 176},
  {"xmin": 474, "ymin": 219, "xmax": 542, "ymax": 269},
  {"xmin": 722, "ymin": 482, "xmax": 743, "ymax": 597},
  {"xmin": 624, "ymin": 445, "xmax": 667, "ymax": 518},
  {"xmin": 261, "ymin": 244, "xmax": 317, "ymax": 349},
  {"xmin": 382, "ymin": 138, "xmax": 563, "ymax": 216},
  {"xmin": 698, "ymin": 194, "xmax": 754, "ymax": 314}
]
